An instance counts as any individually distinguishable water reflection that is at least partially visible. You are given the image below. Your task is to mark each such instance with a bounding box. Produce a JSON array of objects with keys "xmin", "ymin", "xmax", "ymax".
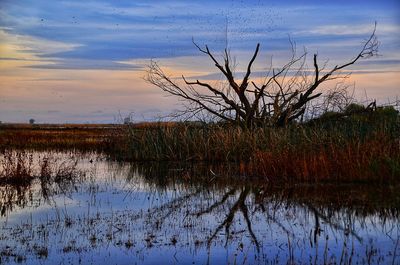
[
  {"xmin": 0, "ymin": 156, "xmax": 399, "ymax": 264},
  {"xmin": 0, "ymin": 151, "xmax": 85, "ymax": 217}
]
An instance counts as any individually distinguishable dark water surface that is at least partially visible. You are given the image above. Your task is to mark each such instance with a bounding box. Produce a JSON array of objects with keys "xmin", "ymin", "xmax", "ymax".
[{"xmin": 0, "ymin": 152, "xmax": 399, "ymax": 264}]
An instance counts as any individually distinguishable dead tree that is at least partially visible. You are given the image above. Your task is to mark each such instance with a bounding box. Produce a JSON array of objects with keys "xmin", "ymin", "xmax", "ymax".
[{"xmin": 146, "ymin": 24, "xmax": 379, "ymax": 128}]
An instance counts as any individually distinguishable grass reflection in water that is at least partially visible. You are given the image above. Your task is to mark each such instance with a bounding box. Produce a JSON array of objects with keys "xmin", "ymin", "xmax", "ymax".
[{"xmin": 0, "ymin": 154, "xmax": 399, "ymax": 264}]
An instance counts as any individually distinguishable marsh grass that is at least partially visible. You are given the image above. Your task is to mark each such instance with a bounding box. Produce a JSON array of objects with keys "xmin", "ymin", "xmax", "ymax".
[
  {"xmin": 249, "ymin": 130, "xmax": 400, "ymax": 182},
  {"xmin": 112, "ymin": 117, "xmax": 400, "ymax": 182},
  {"xmin": 1, "ymin": 113, "xmax": 399, "ymax": 182},
  {"xmin": 0, "ymin": 124, "xmax": 120, "ymax": 152}
]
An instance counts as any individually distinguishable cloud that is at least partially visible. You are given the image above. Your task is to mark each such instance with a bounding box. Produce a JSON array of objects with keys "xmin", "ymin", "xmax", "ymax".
[
  {"xmin": 187, "ymin": 69, "xmax": 400, "ymax": 81},
  {"xmin": 26, "ymin": 59, "xmax": 142, "ymax": 70},
  {"xmin": 357, "ymin": 59, "xmax": 400, "ymax": 66},
  {"xmin": 305, "ymin": 23, "xmax": 400, "ymax": 36},
  {"xmin": 0, "ymin": 29, "xmax": 146, "ymax": 70},
  {"xmin": 0, "ymin": 0, "xmax": 283, "ymax": 62},
  {"xmin": 0, "ymin": 57, "xmax": 31, "ymax": 61},
  {"xmin": 0, "ymin": 29, "xmax": 80, "ymax": 58},
  {"xmin": 1, "ymin": 0, "xmax": 399, "ymax": 123}
]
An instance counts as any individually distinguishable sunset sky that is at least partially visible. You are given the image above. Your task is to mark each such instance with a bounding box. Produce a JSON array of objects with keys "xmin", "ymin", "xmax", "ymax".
[{"xmin": 0, "ymin": 0, "xmax": 399, "ymax": 123}]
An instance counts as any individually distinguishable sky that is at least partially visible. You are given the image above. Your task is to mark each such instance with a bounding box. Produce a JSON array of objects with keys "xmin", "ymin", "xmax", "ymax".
[{"xmin": 0, "ymin": 0, "xmax": 399, "ymax": 123}]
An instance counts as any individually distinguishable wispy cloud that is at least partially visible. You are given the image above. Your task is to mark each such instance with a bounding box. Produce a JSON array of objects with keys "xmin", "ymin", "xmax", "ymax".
[
  {"xmin": 306, "ymin": 23, "xmax": 400, "ymax": 36},
  {"xmin": 0, "ymin": 29, "xmax": 80, "ymax": 58},
  {"xmin": 26, "ymin": 59, "xmax": 142, "ymax": 70}
]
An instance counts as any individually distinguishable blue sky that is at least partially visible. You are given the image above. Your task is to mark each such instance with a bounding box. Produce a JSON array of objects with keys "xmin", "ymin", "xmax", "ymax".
[{"xmin": 0, "ymin": 0, "xmax": 399, "ymax": 123}]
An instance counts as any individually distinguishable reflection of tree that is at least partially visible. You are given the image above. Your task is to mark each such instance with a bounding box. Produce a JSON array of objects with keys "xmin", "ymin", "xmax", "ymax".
[
  {"xmin": 140, "ymin": 177, "xmax": 399, "ymax": 252},
  {"xmin": 145, "ymin": 185, "xmax": 263, "ymax": 249},
  {"xmin": 204, "ymin": 187, "xmax": 260, "ymax": 250},
  {"xmin": 196, "ymin": 186, "xmax": 363, "ymax": 251},
  {"xmin": 147, "ymin": 188, "xmax": 203, "ymax": 229},
  {"xmin": 195, "ymin": 189, "xmax": 236, "ymax": 216},
  {"xmin": 306, "ymin": 203, "xmax": 362, "ymax": 244}
]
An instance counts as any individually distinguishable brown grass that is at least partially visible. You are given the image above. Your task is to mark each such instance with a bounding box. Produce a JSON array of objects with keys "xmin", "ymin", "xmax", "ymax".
[
  {"xmin": 0, "ymin": 124, "xmax": 122, "ymax": 152},
  {"xmin": 1, "ymin": 119, "xmax": 399, "ymax": 183},
  {"xmin": 112, "ymin": 120, "xmax": 400, "ymax": 182},
  {"xmin": 249, "ymin": 133, "xmax": 400, "ymax": 182}
]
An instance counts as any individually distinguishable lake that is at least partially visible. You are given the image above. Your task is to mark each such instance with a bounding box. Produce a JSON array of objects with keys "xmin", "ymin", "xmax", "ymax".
[{"xmin": 0, "ymin": 151, "xmax": 399, "ymax": 264}]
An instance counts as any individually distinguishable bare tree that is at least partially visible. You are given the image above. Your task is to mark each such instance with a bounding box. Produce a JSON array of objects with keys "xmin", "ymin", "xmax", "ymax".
[{"xmin": 146, "ymin": 24, "xmax": 379, "ymax": 128}]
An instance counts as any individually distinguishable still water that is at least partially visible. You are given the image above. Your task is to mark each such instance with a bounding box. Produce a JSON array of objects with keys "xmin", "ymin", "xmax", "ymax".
[{"xmin": 0, "ymin": 152, "xmax": 399, "ymax": 264}]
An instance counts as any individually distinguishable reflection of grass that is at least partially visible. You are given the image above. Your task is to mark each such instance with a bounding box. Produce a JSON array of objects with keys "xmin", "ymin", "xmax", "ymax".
[
  {"xmin": 141, "ymin": 179, "xmax": 400, "ymax": 264},
  {"xmin": 133, "ymin": 162, "xmax": 400, "ymax": 217},
  {"xmin": 0, "ymin": 150, "xmax": 86, "ymax": 216},
  {"xmin": 0, "ymin": 150, "xmax": 83, "ymax": 185},
  {"xmin": 0, "ymin": 150, "xmax": 34, "ymax": 186},
  {"xmin": 0, "ymin": 158, "xmax": 399, "ymax": 264}
]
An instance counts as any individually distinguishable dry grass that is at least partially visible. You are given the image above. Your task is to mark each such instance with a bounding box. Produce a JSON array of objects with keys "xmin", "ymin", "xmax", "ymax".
[
  {"xmin": 1, "ymin": 117, "xmax": 399, "ymax": 183},
  {"xmin": 0, "ymin": 124, "xmax": 121, "ymax": 152},
  {"xmin": 249, "ymin": 133, "xmax": 400, "ymax": 182},
  {"xmin": 114, "ymin": 118, "xmax": 400, "ymax": 182}
]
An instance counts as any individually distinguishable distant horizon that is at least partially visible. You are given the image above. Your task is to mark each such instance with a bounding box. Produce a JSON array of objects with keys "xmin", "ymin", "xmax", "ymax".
[{"xmin": 1, "ymin": 0, "xmax": 399, "ymax": 123}]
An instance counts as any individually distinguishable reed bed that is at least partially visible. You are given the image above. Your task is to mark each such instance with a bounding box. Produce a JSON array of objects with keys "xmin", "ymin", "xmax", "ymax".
[
  {"xmin": 1, "ymin": 112, "xmax": 399, "ymax": 182},
  {"xmin": 111, "ymin": 117, "xmax": 400, "ymax": 182},
  {"xmin": 249, "ymin": 133, "xmax": 399, "ymax": 182}
]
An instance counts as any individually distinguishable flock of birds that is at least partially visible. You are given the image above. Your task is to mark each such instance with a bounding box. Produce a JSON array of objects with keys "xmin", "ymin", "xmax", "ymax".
[{"xmin": 35, "ymin": 1, "xmax": 288, "ymax": 58}]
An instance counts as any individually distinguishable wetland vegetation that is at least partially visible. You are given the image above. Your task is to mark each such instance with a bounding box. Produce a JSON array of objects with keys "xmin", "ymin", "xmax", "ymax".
[
  {"xmin": 0, "ymin": 23, "xmax": 399, "ymax": 265},
  {"xmin": 0, "ymin": 109, "xmax": 399, "ymax": 264},
  {"xmin": 2, "ymin": 103, "xmax": 399, "ymax": 182}
]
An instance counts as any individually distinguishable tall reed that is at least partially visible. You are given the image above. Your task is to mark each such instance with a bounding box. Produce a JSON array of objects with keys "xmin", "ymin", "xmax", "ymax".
[{"xmin": 110, "ymin": 118, "xmax": 400, "ymax": 182}]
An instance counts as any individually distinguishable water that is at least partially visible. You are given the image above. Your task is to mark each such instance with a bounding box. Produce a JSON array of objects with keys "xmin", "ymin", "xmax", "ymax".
[{"xmin": 0, "ymin": 152, "xmax": 399, "ymax": 264}]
